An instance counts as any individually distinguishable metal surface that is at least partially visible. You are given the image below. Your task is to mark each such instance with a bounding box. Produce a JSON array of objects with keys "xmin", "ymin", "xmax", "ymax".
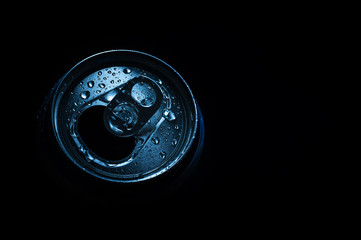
[{"xmin": 51, "ymin": 50, "xmax": 199, "ymax": 182}]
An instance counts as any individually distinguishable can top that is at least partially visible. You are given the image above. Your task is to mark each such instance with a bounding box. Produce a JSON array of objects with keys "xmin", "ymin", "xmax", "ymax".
[{"xmin": 51, "ymin": 50, "xmax": 198, "ymax": 182}]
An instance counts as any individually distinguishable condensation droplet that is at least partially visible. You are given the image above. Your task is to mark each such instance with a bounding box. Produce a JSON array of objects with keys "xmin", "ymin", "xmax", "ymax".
[
  {"xmin": 99, "ymin": 83, "xmax": 105, "ymax": 88},
  {"xmin": 159, "ymin": 151, "xmax": 166, "ymax": 159},
  {"xmin": 172, "ymin": 139, "xmax": 178, "ymax": 146},
  {"xmin": 151, "ymin": 137, "xmax": 160, "ymax": 145},
  {"xmin": 163, "ymin": 109, "xmax": 176, "ymax": 121},
  {"xmin": 123, "ymin": 68, "xmax": 132, "ymax": 74},
  {"xmin": 80, "ymin": 91, "xmax": 90, "ymax": 99},
  {"xmin": 85, "ymin": 150, "xmax": 95, "ymax": 162},
  {"xmin": 98, "ymin": 71, "xmax": 102, "ymax": 76},
  {"xmin": 87, "ymin": 81, "xmax": 94, "ymax": 88}
]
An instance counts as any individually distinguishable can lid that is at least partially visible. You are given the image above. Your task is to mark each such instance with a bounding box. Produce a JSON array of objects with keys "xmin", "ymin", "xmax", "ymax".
[{"xmin": 51, "ymin": 50, "xmax": 198, "ymax": 182}]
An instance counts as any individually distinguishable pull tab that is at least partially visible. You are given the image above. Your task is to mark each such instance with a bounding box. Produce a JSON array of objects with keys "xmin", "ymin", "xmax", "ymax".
[{"xmin": 103, "ymin": 76, "xmax": 162, "ymax": 137}]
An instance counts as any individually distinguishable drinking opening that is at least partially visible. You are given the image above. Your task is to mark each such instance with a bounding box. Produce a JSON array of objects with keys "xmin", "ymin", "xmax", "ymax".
[{"xmin": 78, "ymin": 106, "xmax": 136, "ymax": 160}]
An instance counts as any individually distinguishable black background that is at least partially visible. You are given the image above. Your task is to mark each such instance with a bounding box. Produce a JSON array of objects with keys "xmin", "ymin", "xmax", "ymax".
[{"xmin": 14, "ymin": 9, "xmax": 347, "ymax": 224}]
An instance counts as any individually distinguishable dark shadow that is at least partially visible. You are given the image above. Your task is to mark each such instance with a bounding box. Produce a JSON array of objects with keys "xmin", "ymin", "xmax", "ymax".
[{"xmin": 78, "ymin": 106, "xmax": 136, "ymax": 160}]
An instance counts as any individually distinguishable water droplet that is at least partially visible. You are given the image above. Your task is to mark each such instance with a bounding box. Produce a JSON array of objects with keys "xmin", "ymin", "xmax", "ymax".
[
  {"xmin": 99, "ymin": 83, "xmax": 105, "ymax": 88},
  {"xmin": 85, "ymin": 150, "xmax": 94, "ymax": 162},
  {"xmin": 172, "ymin": 139, "xmax": 178, "ymax": 146},
  {"xmin": 123, "ymin": 68, "xmax": 132, "ymax": 74},
  {"xmin": 79, "ymin": 145, "xmax": 85, "ymax": 153},
  {"xmin": 98, "ymin": 71, "xmax": 102, "ymax": 76},
  {"xmin": 107, "ymin": 70, "xmax": 112, "ymax": 74},
  {"xmin": 175, "ymin": 125, "xmax": 179, "ymax": 130},
  {"xmin": 80, "ymin": 91, "xmax": 90, "ymax": 99},
  {"xmin": 159, "ymin": 151, "xmax": 166, "ymax": 159},
  {"xmin": 110, "ymin": 80, "xmax": 114, "ymax": 84},
  {"xmin": 87, "ymin": 81, "xmax": 94, "ymax": 88},
  {"xmin": 163, "ymin": 109, "xmax": 176, "ymax": 121},
  {"xmin": 151, "ymin": 137, "xmax": 160, "ymax": 145}
]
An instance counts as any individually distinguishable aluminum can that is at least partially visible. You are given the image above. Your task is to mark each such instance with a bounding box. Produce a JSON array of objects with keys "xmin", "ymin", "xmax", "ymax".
[{"xmin": 47, "ymin": 50, "xmax": 204, "ymax": 183}]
